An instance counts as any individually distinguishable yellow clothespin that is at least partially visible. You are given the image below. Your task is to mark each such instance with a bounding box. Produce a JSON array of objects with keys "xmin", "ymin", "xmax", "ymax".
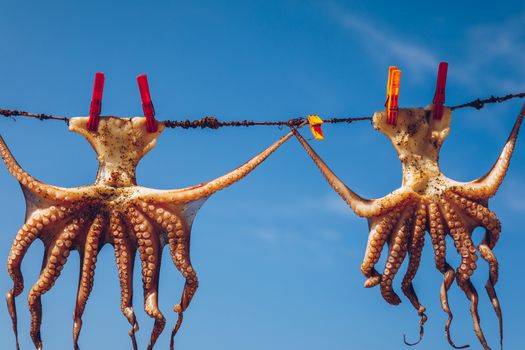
[
  {"xmin": 307, "ymin": 115, "xmax": 324, "ymax": 140},
  {"xmin": 385, "ymin": 66, "xmax": 401, "ymax": 125}
]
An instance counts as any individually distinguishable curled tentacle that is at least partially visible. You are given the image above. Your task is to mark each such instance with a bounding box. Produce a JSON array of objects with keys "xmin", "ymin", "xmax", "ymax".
[
  {"xmin": 401, "ymin": 203, "xmax": 427, "ymax": 346},
  {"xmin": 141, "ymin": 130, "xmax": 294, "ymax": 204},
  {"xmin": 427, "ymin": 202, "xmax": 468, "ymax": 349},
  {"xmin": 292, "ymin": 128, "xmax": 420, "ymax": 217},
  {"xmin": 0, "ymin": 136, "xmax": 94, "ymax": 203},
  {"xmin": 73, "ymin": 214, "xmax": 105, "ymax": 350},
  {"xmin": 478, "ymin": 242, "xmax": 503, "ymax": 349},
  {"xmin": 138, "ymin": 202, "xmax": 198, "ymax": 350},
  {"xmin": 110, "ymin": 211, "xmax": 139, "ymax": 350},
  {"xmin": 128, "ymin": 206, "xmax": 166, "ymax": 350},
  {"xmin": 28, "ymin": 217, "xmax": 85, "ymax": 350},
  {"xmin": 452, "ymin": 103, "xmax": 524, "ymax": 200},
  {"xmin": 361, "ymin": 207, "xmax": 402, "ymax": 288},
  {"xmin": 380, "ymin": 206, "xmax": 413, "ymax": 305},
  {"xmin": 447, "ymin": 192, "xmax": 501, "ymax": 248},
  {"xmin": 169, "ymin": 238, "xmax": 198, "ymax": 350},
  {"xmin": 447, "ymin": 191, "xmax": 503, "ymax": 346},
  {"xmin": 442, "ymin": 200, "xmax": 490, "ymax": 350},
  {"xmin": 6, "ymin": 205, "xmax": 71, "ymax": 349}
]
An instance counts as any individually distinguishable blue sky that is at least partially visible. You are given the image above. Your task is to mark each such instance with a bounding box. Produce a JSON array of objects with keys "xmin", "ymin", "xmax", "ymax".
[{"xmin": 0, "ymin": 1, "xmax": 524, "ymax": 349}]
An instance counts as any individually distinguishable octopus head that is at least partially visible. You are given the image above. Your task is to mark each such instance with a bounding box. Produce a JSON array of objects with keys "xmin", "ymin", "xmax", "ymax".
[
  {"xmin": 69, "ymin": 117, "xmax": 165, "ymax": 187},
  {"xmin": 372, "ymin": 106, "xmax": 452, "ymax": 163}
]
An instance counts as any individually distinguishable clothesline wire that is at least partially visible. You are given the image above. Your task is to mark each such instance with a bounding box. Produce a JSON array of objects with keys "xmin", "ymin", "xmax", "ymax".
[{"xmin": 1, "ymin": 92, "xmax": 524, "ymax": 129}]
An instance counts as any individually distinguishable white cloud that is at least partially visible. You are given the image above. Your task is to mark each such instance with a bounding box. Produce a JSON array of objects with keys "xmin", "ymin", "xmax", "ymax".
[{"xmin": 325, "ymin": 3, "xmax": 525, "ymax": 92}]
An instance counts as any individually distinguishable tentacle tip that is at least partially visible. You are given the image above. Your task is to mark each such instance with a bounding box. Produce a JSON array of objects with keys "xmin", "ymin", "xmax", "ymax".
[
  {"xmin": 388, "ymin": 294, "xmax": 402, "ymax": 305},
  {"xmin": 403, "ymin": 333, "xmax": 422, "ymax": 346},
  {"xmin": 447, "ymin": 338, "xmax": 470, "ymax": 349},
  {"xmin": 364, "ymin": 276, "xmax": 381, "ymax": 288},
  {"xmin": 453, "ymin": 345, "xmax": 470, "ymax": 349},
  {"xmin": 173, "ymin": 304, "xmax": 182, "ymax": 313}
]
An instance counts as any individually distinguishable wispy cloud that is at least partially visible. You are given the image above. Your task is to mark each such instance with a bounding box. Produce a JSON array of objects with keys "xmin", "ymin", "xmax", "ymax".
[
  {"xmin": 327, "ymin": 5, "xmax": 438, "ymax": 82},
  {"xmin": 324, "ymin": 2, "xmax": 525, "ymax": 92},
  {"xmin": 460, "ymin": 13, "xmax": 525, "ymax": 92}
]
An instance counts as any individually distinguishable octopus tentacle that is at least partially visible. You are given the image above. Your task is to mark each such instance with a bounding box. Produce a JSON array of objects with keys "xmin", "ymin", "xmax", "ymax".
[
  {"xmin": 0, "ymin": 136, "xmax": 92, "ymax": 203},
  {"xmin": 478, "ymin": 241, "xmax": 503, "ymax": 349},
  {"xmin": 138, "ymin": 202, "xmax": 197, "ymax": 350},
  {"xmin": 127, "ymin": 206, "xmax": 166, "ymax": 350},
  {"xmin": 452, "ymin": 103, "xmax": 524, "ymax": 200},
  {"xmin": 169, "ymin": 238, "xmax": 198, "ymax": 350},
  {"xmin": 141, "ymin": 130, "xmax": 294, "ymax": 204},
  {"xmin": 292, "ymin": 128, "xmax": 418, "ymax": 217},
  {"xmin": 6, "ymin": 205, "xmax": 70, "ymax": 349},
  {"xmin": 110, "ymin": 211, "xmax": 139, "ymax": 350},
  {"xmin": 446, "ymin": 191, "xmax": 503, "ymax": 346},
  {"xmin": 401, "ymin": 203, "xmax": 427, "ymax": 346},
  {"xmin": 28, "ymin": 217, "xmax": 85, "ymax": 350},
  {"xmin": 447, "ymin": 192, "xmax": 501, "ymax": 248},
  {"xmin": 380, "ymin": 206, "xmax": 413, "ymax": 305},
  {"xmin": 441, "ymin": 200, "xmax": 490, "ymax": 350},
  {"xmin": 427, "ymin": 202, "xmax": 468, "ymax": 349},
  {"xmin": 73, "ymin": 214, "xmax": 105, "ymax": 350},
  {"xmin": 361, "ymin": 207, "xmax": 402, "ymax": 288}
]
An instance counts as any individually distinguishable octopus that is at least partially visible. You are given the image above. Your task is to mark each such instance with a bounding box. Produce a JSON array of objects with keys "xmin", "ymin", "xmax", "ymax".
[
  {"xmin": 291, "ymin": 104, "xmax": 524, "ymax": 350},
  {"xmin": 0, "ymin": 116, "xmax": 294, "ymax": 350}
]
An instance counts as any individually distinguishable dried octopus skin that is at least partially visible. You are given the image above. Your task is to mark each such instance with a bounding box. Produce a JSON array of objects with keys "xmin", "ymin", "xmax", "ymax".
[
  {"xmin": 137, "ymin": 201, "xmax": 198, "ymax": 350},
  {"xmin": 447, "ymin": 192, "xmax": 503, "ymax": 346},
  {"xmin": 0, "ymin": 136, "xmax": 93, "ymax": 203},
  {"xmin": 1, "ymin": 116, "xmax": 295, "ymax": 349},
  {"xmin": 110, "ymin": 211, "xmax": 139, "ymax": 350},
  {"xmin": 441, "ymin": 199, "xmax": 491, "ymax": 350},
  {"xmin": 447, "ymin": 191, "xmax": 501, "ymax": 248},
  {"xmin": 28, "ymin": 217, "xmax": 86, "ymax": 350},
  {"xmin": 126, "ymin": 206, "xmax": 166, "ymax": 350},
  {"xmin": 380, "ymin": 207, "xmax": 413, "ymax": 305},
  {"xmin": 401, "ymin": 203, "xmax": 427, "ymax": 345},
  {"xmin": 292, "ymin": 127, "xmax": 419, "ymax": 218},
  {"xmin": 361, "ymin": 207, "xmax": 402, "ymax": 288},
  {"xmin": 292, "ymin": 104, "xmax": 524, "ymax": 349},
  {"xmin": 140, "ymin": 129, "xmax": 295, "ymax": 204},
  {"xmin": 427, "ymin": 201, "xmax": 465, "ymax": 349},
  {"xmin": 452, "ymin": 104, "xmax": 524, "ymax": 200},
  {"xmin": 73, "ymin": 214, "xmax": 105, "ymax": 350}
]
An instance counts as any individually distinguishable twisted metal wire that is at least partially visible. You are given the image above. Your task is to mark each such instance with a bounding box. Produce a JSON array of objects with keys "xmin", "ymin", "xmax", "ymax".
[{"xmin": 1, "ymin": 92, "xmax": 524, "ymax": 129}]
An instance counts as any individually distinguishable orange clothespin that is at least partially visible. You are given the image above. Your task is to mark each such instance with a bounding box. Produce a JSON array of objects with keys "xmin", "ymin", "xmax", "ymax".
[
  {"xmin": 385, "ymin": 66, "xmax": 401, "ymax": 125},
  {"xmin": 432, "ymin": 62, "xmax": 448, "ymax": 120},
  {"xmin": 87, "ymin": 72, "xmax": 105, "ymax": 131},
  {"xmin": 307, "ymin": 115, "xmax": 324, "ymax": 140},
  {"xmin": 137, "ymin": 74, "xmax": 158, "ymax": 132}
]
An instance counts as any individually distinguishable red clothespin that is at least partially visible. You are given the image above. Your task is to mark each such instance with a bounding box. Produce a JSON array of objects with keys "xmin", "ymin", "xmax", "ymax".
[
  {"xmin": 385, "ymin": 66, "xmax": 401, "ymax": 125},
  {"xmin": 87, "ymin": 72, "xmax": 105, "ymax": 131},
  {"xmin": 137, "ymin": 74, "xmax": 158, "ymax": 132},
  {"xmin": 432, "ymin": 62, "xmax": 448, "ymax": 120}
]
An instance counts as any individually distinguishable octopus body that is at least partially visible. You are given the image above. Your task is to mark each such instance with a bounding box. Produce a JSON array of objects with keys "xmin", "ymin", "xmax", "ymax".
[
  {"xmin": 292, "ymin": 105, "xmax": 524, "ymax": 349},
  {"xmin": 0, "ymin": 117, "xmax": 293, "ymax": 350}
]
